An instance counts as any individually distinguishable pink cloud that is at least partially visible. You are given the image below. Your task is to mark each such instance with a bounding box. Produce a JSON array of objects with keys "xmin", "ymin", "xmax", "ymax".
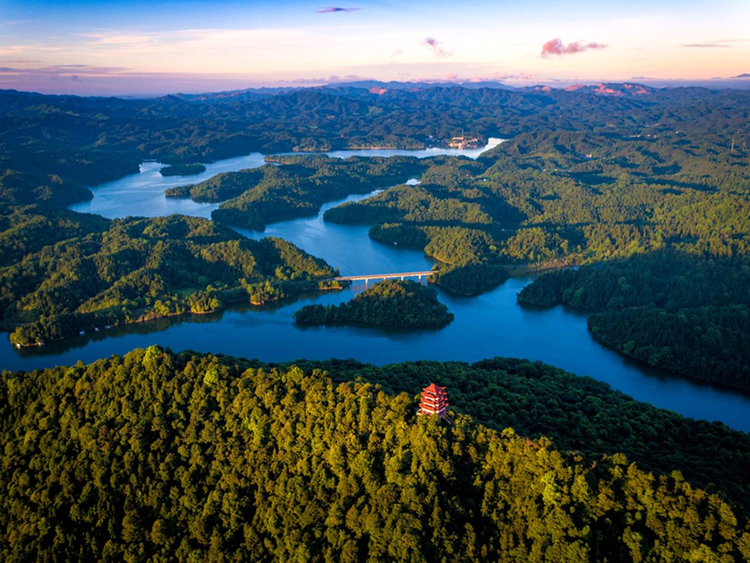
[
  {"xmin": 422, "ymin": 37, "xmax": 454, "ymax": 58},
  {"xmin": 316, "ymin": 6, "xmax": 360, "ymax": 13},
  {"xmin": 541, "ymin": 38, "xmax": 608, "ymax": 58}
]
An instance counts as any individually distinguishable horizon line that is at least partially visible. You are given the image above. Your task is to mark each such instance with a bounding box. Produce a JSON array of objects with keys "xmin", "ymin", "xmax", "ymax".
[{"xmin": 2, "ymin": 76, "xmax": 750, "ymax": 99}]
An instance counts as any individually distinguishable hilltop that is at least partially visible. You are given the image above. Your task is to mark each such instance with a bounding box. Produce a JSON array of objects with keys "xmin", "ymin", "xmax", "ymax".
[
  {"xmin": 1, "ymin": 347, "xmax": 749, "ymax": 561},
  {"xmin": 294, "ymin": 279, "xmax": 454, "ymax": 328}
]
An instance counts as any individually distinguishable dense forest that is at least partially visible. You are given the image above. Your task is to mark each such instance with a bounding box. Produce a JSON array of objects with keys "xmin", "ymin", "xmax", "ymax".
[
  {"xmin": 294, "ymin": 279, "xmax": 454, "ymax": 328},
  {"xmin": 324, "ymin": 130, "xmax": 750, "ymax": 268},
  {"xmin": 589, "ymin": 305, "xmax": 750, "ymax": 387},
  {"xmin": 304, "ymin": 355, "xmax": 750, "ymax": 516},
  {"xmin": 0, "ymin": 212, "xmax": 339, "ymax": 347},
  {"xmin": 3, "ymin": 84, "xmax": 750, "ymax": 390},
  {"xmin": 2, "ymin": 84, "xmax": 750, "ymax": 208},
  {"xmin": 2, "ymin": 82, "xmax": 750, "ymax": 560},
  {"xmin": 317, "ymin": 134, "xmax": 732, "ymax": 300},
  {"xmin": 519, "ymin": 251, "xmax": 750, "ymax": 391},
  {"xmin": 166, "ymin": 155, "xmax": 427, "ymax": 231},
  {"xmin": 1, "ymin": 347, "xmax": 749, "ymax": 561},
  {"xmin": 0, "ymin": 204, "xmax": 109, "ymax": 268}
]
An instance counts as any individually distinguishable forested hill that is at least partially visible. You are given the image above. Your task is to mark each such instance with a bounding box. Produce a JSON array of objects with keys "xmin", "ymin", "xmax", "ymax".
[
  {"xmin": 165, "ymin": 155, "xmax": 427, "ymax": 231},
  {"xmin": 1, "ymin": 347, "xmax": 749, "ymax": 561},
  {"xmin": 519, "ymin": 251, "xmax": 750, "ymax": 391},
  {"xmin": 307, "ymin": 355, "xmax": 750, "ymax": 516},
  {"xmin": 294, "ymin": 279, "xmax": 454, "ymax": 328},
  {"xmin": 323, "ymin": 127, "xmax": 750, "ymax": 297},
  {"xmin": 2, "ymin": 84, "xmax": 750, "ymax": 206},
  {"xmin": 0, "ymin": 211, "xmax": 339, "ymax": 347}
]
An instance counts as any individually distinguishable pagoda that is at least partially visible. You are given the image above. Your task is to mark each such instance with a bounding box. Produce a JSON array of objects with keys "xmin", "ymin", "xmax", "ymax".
[{"xmin": 417, "ymin": 383, "xmax": 449, "ymax": 418}]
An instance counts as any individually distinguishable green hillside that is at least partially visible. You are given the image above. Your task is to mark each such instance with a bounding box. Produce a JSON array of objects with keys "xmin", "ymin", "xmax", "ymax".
[{"xmin": 1, "ymin": 348, "xmax": 748, "ymax": 561}]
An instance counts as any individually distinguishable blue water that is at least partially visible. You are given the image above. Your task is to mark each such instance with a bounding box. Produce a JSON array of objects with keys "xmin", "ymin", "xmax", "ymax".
[
  {"xmin": 235, "ymin": 188, "xmax": 433, "ymax": 275},
  {"xmin": 3, "ymin": 138, "xmax": 749, "ymax": 432},
  {"xmin": 69, "ymin": 140, "xmax": 502, "ymax": 220}
]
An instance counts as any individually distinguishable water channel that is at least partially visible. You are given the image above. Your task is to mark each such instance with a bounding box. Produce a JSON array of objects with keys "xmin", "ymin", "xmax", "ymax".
[{"xmin": 3, "ymin": 139, "xmax": 748, "ymax": 431}]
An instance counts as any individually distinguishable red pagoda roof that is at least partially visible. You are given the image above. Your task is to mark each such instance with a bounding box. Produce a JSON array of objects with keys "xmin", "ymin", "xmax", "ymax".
[{"xmin": 422, "ymin": 383, "xmax": 446, "ymax": 394}]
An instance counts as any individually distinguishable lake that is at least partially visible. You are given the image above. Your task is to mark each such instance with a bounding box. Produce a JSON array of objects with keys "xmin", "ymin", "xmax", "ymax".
[
  {"xmin": 4, "ymin": 138, "xmax": 750, "ymax": 432},
  {"xmin": 68, "ymin": 139, "xmax": 504, "ymax": 220}
]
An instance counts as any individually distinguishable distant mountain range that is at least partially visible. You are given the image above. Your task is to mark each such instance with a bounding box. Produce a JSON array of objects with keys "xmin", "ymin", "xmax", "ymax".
[
  {"xmin": 327, "ymin": 80, "xmax": 660, "ymax": 97},
  {"xmin": 171, "ymin": 80, "xmax": 513, "ymax": 103},
  {"xmin": 519, "ymin": 82, "xmax": 658, "ymax": 97},
  {"xmin": 2, "ymin": 77, "xmax": 750, "ymax": 208},
  {"xmin": 326, "ymin": 79, "xmax": 513, "ymax": 91},
  {"xmin": 169, "ymin": 80, "xmax": 666, "ymax": 103}
]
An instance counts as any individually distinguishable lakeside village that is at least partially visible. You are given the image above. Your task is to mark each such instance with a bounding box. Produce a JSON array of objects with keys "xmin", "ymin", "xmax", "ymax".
[
  {"xmin": 428, "ymin": 131, "xmax": 482, "ymax": 150},
  {"xmin": 351, "ymin": 132, "xmax": 482, "ymax": 151}
]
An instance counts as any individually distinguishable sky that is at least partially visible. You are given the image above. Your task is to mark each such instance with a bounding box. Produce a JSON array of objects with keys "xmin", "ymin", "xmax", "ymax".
[{"xmin": 1, "ymin": 0, "xmax": 749, "ymax": 95}]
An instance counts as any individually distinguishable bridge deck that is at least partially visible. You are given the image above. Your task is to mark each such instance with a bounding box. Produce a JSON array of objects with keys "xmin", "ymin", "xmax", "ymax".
[{"xmin": 334, "ymin": 270, "xmax": 436, "ymax": 281}]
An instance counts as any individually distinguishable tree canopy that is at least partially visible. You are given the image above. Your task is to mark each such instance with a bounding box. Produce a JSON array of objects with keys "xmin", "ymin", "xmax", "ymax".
[
  {"xmin": 0, "ymin": 212, "xmax": 338, "ymax": 347},
  {"xmin": 294, "ymin": 279, "xmax": 454, "ymax": 328},
  {"xmin": 1, "ymin": 347, "xmax": 749, "ymax": 561},
  {"xmin": 519, "ymin": 250, "xmax": 750, "ymax": 391}
]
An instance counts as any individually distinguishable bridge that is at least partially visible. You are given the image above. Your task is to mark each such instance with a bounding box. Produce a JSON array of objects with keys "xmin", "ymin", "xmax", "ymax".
[{"xmin": 334, "ymin": 270, "xmax": 436, "ymax": 286}]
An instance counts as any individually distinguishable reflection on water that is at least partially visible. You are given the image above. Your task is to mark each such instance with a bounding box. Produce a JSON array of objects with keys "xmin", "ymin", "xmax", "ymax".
[{"xmin": 3, "ymin": 137, "xmax": 748, "ymax": 432}]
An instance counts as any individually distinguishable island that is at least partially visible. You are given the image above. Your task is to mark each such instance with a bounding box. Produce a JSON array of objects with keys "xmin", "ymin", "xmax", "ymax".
[
  {"xmin": 294, "ymin": 279, "xmax": 454, "ymax": 328},
  {"xmin": 159, "ymin": 163, "xmax": 207, "ymax": 176}
]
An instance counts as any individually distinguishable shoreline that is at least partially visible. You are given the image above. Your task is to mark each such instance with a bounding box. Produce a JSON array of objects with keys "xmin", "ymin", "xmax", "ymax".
[
  {"xmin": 8, "ymin": 280, "xmax": 348, "ymax": 350},
  {"xmin": 69, "ymin": 138, "xmax": 503, "ymax": 210}
]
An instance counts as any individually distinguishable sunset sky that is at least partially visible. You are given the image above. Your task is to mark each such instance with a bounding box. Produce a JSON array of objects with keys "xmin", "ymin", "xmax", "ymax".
[{"xmin": 1, "ymin": 0, "xmax": 749, "ymax": 95}]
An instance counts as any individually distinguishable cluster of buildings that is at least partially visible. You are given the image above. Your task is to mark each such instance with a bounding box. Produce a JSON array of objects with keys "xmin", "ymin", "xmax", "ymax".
[
  {"xmin": 426, "ymin": 132, "xmax": 481, "ymax": 150},
  {"xmin": 447, "ymin": 135, "xmax": 480, "ymax": 150}
]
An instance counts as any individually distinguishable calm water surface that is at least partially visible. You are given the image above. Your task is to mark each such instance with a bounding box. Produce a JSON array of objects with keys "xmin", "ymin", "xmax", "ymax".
[
  {"xmin": 69, "ymin": 139, "xmax": 504, "ymax": 220},
  {"xmin": 3, "ymin": 138, "xmax": 749, "ymax": 432}
]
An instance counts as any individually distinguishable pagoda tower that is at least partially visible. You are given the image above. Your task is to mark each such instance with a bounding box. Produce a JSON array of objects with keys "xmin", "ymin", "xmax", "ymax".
[{"xmin": 418, "ymin": 383, "xmax": 449, "ymax": 418}]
